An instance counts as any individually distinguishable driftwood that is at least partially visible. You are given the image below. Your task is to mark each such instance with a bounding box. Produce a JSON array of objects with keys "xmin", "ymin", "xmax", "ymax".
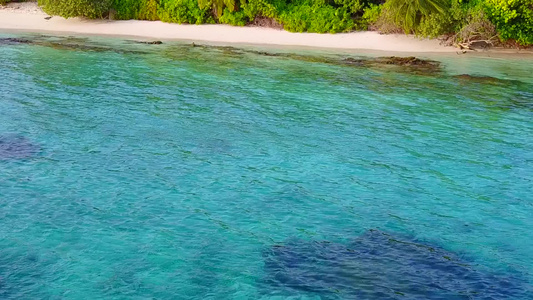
[
  {"xmin": 446, "ymin": 12, "xmax": 499, "ymax": 51},
  {"xmin": 456, "ymin": 39, "xmax": 496, "ymax": 51},
  {"xmin": 454, "ymin": 33, "xmax": 499, "ymax": 51}
]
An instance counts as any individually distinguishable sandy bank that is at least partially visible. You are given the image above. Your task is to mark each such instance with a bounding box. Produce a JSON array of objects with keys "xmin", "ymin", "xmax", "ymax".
[{"xmin": 0, "ymin": 2, "xmax": 460, "ymax": 53}]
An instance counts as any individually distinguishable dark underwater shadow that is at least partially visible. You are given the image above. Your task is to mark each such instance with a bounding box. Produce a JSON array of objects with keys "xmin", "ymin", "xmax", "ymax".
[
  {"xmin": 0, "ymin": 134, "xmax": 40, "ymax": 161},
  {"xmin": 261, "ymin": 230, "xmax": 533, "ymax": 299},
  {"xmin": 0, "ymin": 246, "xmax": 50, "ymax": 299}
]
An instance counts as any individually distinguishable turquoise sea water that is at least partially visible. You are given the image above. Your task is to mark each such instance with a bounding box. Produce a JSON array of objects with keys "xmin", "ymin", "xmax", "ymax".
[{"xmin": 1, "ymin": 34, "xmax": 532, "ymax": 299}]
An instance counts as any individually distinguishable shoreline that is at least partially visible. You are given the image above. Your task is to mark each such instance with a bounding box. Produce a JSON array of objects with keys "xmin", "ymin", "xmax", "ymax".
[
  {"xmin": 1, "ymin": 3, "xmax": 532, "ymax": 55},
  {"xmin": 0, "ymin": 2, "xmax": 454, "ymax": 53}
]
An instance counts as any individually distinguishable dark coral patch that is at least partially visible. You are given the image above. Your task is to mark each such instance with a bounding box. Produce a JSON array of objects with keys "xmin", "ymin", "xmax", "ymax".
[
  {"xmin": 452, "ymin": 74, "xmax": 523, "ymax": 85},
  {"xmin": 0, "ymin": 38, "xmax": 32, "ymax": 45},
  {"xmin": 263, "ymin": 230, "xmax": 532, "ymax": 299},
  {"xmin": 1, "ymin": 36, "xmax": 147, "ymax": 54}
]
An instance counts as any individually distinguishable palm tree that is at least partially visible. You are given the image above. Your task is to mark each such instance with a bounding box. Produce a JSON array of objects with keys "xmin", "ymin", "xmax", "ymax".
[
  {"xmin": 198, "ymin": 0, "xmax": 238, "ymax": 18},
  {"xmin": 386, "ymin": 0, "xmax": 448, "ymax": 33}
]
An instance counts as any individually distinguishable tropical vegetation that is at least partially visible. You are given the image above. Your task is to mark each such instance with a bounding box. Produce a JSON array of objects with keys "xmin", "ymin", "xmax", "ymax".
[{"xmin": 2, "ymin": 0, "xmax": 531, "ymax": 45}]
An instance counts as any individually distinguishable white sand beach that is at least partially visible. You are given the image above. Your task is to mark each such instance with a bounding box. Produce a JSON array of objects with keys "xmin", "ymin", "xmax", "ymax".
[{"xmin": 0, "ymin": 2, "xmax": 460, "ymax": 53}]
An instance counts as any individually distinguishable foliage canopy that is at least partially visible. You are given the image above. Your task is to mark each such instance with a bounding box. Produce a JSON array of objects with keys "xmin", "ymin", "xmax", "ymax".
[{"xmin": 35, "ymin": 0, "xmax": 533, "ymax": 45}]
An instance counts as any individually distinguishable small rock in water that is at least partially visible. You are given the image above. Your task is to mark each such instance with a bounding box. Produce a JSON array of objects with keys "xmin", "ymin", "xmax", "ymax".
[
  {"xmin": 339, "ymin": 56, "xmax": 442, "ymax": 74},
  {"xmin": 0, "ymin": 135, "xmax": 40, "ymax": 160},
  {"xmin": 262, "ymin": 230, "xmax": 531, "ymax": 299},
  {"xmin": 135, "ymin": 40, "xmax": 163, "ymax": 45},
  {"xmin": 380, "ymin": 56, "xmax": 428, "ymax": 66},
  {"xmin": 0, "ymin": 37, "xmax": 32, "ymax": 45}
]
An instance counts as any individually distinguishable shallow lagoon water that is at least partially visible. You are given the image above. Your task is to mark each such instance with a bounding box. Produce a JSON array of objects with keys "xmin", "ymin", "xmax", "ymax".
[{"xmin": 1, "ymin": 34, "xmax": 532, "ymax": 299}]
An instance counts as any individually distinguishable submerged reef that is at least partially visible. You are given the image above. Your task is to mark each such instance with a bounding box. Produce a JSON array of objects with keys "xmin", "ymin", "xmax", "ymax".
[
  {"xmin": 0, "ymin": 37, "xmax": 32, "ymax": 45},
  {"xmin": 343, "ymin": 56, "xmax": 441, "ymax": 75},
  {"xmin": 164, "ymin": 43, "xmax": 443, "ymax": 75},
  {"xmin": 452, "ymin": 74, "xmax": 523, "ymax": 86},
  {"xmin": 0, "ymin": 135, "xmax": 40, "ymax": 160},
  {"xmin": 5, "ymin": 37, "xmax": 525, "ymax": 81},
  {"xmin": 129, "ymin": 40, "xmax": 163, "ymax": 45},
  {"xmin": 263, "ymin": 230, "xmax": 532, "ymax": 299},
  {"xmin": 0, "ymin": 36, "xmax": 147, "ymax": 54}
]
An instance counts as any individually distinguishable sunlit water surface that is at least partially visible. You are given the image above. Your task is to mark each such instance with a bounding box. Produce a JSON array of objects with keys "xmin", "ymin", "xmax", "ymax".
[{"xmin": 1, "ymin": 34, "xmax": 532, "ymax": 299}]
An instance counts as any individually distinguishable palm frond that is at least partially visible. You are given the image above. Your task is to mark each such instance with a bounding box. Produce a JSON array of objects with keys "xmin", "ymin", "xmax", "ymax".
[{"xmin": 386, "ymin": 0, "xmax": 448, "ymax": 33}]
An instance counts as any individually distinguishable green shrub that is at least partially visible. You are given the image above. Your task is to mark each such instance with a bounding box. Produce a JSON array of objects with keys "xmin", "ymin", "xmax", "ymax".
[
  {"xmin": 241, "ymin": 0, "xmax": 278, "ymax": 19},
  {"xmin": 332, "ymin": 0, "xmax": 365, "ymax": 12},
  {"xmin": 374, "ymin": 4, "xmax": 403, "ymax": 33},
  {"xmin": 157, "ymin": 0, "xmax": 214, "ymax": 23},
  {"xmin": 484, "ymin": 0, "xmax": 533, "ymax": 45},
  {"xmin": 278, "ymin": 4, "xmax": 355, "ymax": 33},
  {"xmin": 275, "ymin": 0, "xmax": 370, "ymax": 33},
  {"xmin": 214, "ymin": 0, "xmax": 281, "ymax": 25},
  {"xmin": 361, "ymin": 4, "xmax": 382, "ymax": 29},
  {"xmin": 112, "ymin": 0, "xmax": 159, "ymax": 20},
  {"xmin": 416, "ymin": 0, "xmax": 465, "ymax": 37},
  {"xmin": 38, "ymin": 0, "xmax": 113, "ymax": 18},
  {"xmin": 33, "ymin": 0, "xmax": 533, "ymax": 46},
  {"xmin": 219, "ymin": 7, "xmax": 248, "ymax": 24},
  {"xmin": 0, "ymin": 0, "xmax": 12, "ymax": 6}
]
